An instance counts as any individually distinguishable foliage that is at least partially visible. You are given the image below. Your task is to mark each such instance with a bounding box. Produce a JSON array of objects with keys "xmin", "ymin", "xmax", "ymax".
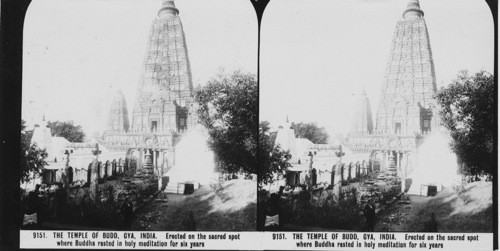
[
  {"xmin": 291, "ymin": 122, "xmax": 329, "ymax": 144},
  {"xmin": 20, "ymin": 120, "xmax": 48, "ymax": 183},
  {"xmin": 435, "ymin": 70, "xmax": 495, "ymax": 176},
  {"xmin": 258, "ymin": 121, "xmax": 291, "ymax": 185},
  {"xmin": 194, "ymin": 71, "xmax": 258, "ymax": 174},
  {"xmin": 47, "ymin": 120, "xmax": 86, "ymax": 142},
  {"xmin": 280, "ymin": 188, "xmax": 361, "ymax": 230}
]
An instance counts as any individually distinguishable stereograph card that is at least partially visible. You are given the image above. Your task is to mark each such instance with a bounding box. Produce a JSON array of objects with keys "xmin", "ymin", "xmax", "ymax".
[{"xmin": 0, "ymin": 0, "xmax": 496, "ymax": 250}]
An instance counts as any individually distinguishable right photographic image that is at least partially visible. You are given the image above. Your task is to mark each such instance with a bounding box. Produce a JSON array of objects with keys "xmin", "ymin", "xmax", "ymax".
[{"xmin": 258, "ymin": 0, "xmax": 494, "ymax": 232}]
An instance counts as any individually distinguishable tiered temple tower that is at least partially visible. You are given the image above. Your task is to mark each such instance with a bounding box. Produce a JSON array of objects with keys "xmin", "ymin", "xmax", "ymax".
[
  {"xmin": 106, "ymin": 90, "xmax": 130, "ymax": 133},
  {"xmin": 100, "ymin": 0, "xmax": 197, "ymax": 175},
  {"xmin": 131, "ymin": 0, "xmax": 195, "ymax": 133},
  {"xmin": 350, "ymin": 89, "xmax": 373, "ymax": 135},
  {"xmin": 346, "ymin": 0, "xmax": 439, "ymax": 189},
  {"xmin": 375, "ymin": 0, "xmax": 438, "ymax": 135}
]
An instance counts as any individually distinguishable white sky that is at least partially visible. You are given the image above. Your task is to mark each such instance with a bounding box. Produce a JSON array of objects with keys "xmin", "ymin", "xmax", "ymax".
[
  {"xmin": 260, "ymin": 0, "xmax": 494, "ymax": 138},
  {"xmin": 22, "ymin": 0, "xmax": 257, "ymax": 136}
]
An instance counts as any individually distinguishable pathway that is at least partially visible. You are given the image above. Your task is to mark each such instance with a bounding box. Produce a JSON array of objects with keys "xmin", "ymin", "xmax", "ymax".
[
  {"xmin": 131, "ymin": 192, "xmax": 187, "ymax": 231},
  {"xmin": 374, "ymin": 195, "xmax": 431, "ymax": 232}
]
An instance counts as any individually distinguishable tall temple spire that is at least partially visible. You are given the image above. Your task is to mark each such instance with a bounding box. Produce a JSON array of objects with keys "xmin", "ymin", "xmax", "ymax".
[
  {"xmin": 159, "ymin": 0, "xmax": 179, "ymax": 16},
  {"xmin": 403, "ymin": 0, "xmax": 424, "ymax": 19},
  {"xmin": 130, "ymin": 0, "xmax": 194, "ymax": 133},
  {"xmin": 351, "ymin": 90, "xmax": 373, "ymax": 135},
  {"xmin": 106, "ymin": 90, "xmax": 130, "ymax": 133},
  {"xmin": 376, "ymin": 0, "xmax": 437, "ymax": 135}
]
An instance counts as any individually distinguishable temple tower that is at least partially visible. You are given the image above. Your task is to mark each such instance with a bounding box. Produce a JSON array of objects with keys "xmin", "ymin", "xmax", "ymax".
[
  {"xmin": 131, "ymin": 0, "xmax": 195, "ymax": 134},
  {"xmin": 101, "ymin": 0, "xmax": 197, "ymax": 174},
  {"xmin": 375, "ymin": 0, "xmax": 437, "ymax": 135},
  {"xmin": 106, "ymin": 90, "xmax": 130, "ymax": 132},
  {"xmin": 350, "ymin": 89, "xmax": 373, "ymax": 135}
]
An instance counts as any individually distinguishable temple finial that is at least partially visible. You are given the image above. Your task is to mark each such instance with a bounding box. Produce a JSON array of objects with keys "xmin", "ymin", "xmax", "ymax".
[
  {"xmin": 403, "ymin": 0, "xmax": 424, "ymax": 19},
  {"xmin": 159, "ymin": 0, "xmax": 179, "ymax": 16}
]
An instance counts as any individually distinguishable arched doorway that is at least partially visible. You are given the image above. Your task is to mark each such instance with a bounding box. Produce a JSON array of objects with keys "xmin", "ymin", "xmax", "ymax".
[
  {"xmin": 311, "ymin": 168, "xmax": 317, "ymax": 186},
  {"xmin": 331, "ymin": 165, "xmax": 336, "ymax": 185},
  {"xmin": 119, "ymin": 158, "xmax": 124, "ymax": 173},
  {"xmin": 105, "ymin": 160, "xmax": 111, "ymax": 178},
  {"xmin": 97, "ymin": 162, "xmax": 102, "ymax": 179},
  {"xmin": 348, "ymin": 163, "xmax": 353, "ymax": 180},
  {"xmin": 67, "ymin": 166, "xmax": 73, "ymax": 184},
  {"xmin": 112, "ymin": 160, "xmax": 117, "ymax": 176},
  {"xmin": 87, "ymin": 163, "xmax": 92, "ymax": 184},
  {"xmin": 369, "ymin": 151, "xmax": 381, "ymax": 173},
  {"xmin": 340, "ymin": 164, "xmax": 345, "ymax": 185}
]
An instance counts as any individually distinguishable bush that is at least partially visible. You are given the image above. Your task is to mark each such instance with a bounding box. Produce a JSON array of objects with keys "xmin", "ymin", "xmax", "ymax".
[{"xmin": 282, "ymin": 188, "xmax": 362, "ymax": 230}]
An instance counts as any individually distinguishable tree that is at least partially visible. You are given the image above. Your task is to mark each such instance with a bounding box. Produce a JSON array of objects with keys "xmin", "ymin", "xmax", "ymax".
[
  {"xmin": 259, "ymin": 121, "xmax": 291, "ymax": 185},
  {"xmin": 292, "ymin": 122, "xmax": 329, "ymax": 144},
  {"xmin": 435, "ymin": 70, "xmax": 495, "ymax": 176},
  {"xmin": 20, "ymin": 120, "xmax": 48, "ymax": 183},
  {"xmin": 194, "ymin": 71, "xmax": 258, "ymax": 174},
  {"xmin": 47, "ymin": 120, "xmax": 86, "ymax": 142}
]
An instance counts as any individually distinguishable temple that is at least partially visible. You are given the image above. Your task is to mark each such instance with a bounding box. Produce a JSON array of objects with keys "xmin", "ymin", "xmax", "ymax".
[
  {"xmin": 26, "ymin": 0, "xmax": 205, "ymax": 204},
  {"xmin": 100, "ymin": 0, "xmax": 197, "ymax": 182},
  {"xmin": 375, "ymin": 0, "xmax": 438, "ymax": 135},
  {"xmin": 130, "ymin": 0, "xmax": 195, "ymax": 134},
  {"xmin": 345, "ymin": 0, "xmax": 441, "ymax": 195},
  {"xmin": 350, "ymin": 89, "xmax": 373, "ymax": 135}
]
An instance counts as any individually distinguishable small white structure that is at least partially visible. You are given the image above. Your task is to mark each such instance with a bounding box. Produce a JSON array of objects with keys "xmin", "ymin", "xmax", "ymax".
[
  {"xmin": 163, "ymin": 126, "xmax": 216, "ymax": 194},
  {"xmin": 24, "ymin": 119, "xmax": 126, "ymax": 191},
  {"xmin": 407, "ymin": 130, "xmax": 461, "ymax": 196}
]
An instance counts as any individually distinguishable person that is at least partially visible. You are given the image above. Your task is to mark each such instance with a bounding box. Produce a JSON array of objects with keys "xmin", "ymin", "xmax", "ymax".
[
  {"xmin": 264, "ymin": 186, "xmax": 285, "ymax": 231},
  {"xmin": 54, "ymin": 184, "xmax": 67, "ymax": 218},
  {"xmin": 363, "ymin": 199, "xmax": 376, "ymax": 232},
  {"xmin": 121, "ymin": 197, "xmax": 134, "ymax": 230},
  {"xmin": 182, "ymin": 210, "xmax": 196, "ymax": 231},
  {"xmin": 424, "ymin": 213, "xmax": 438, "ymax": 232},
  {"xmin": 26, "ymin": 185, "xmax": 41, "ymax": 214},
  {"xmin": 23, "ymin": 184, "xmax": 41, "ymax": 228},
  {"xmin": 79, "ymin": 194, "xmax": 89, "ymax": 224}
]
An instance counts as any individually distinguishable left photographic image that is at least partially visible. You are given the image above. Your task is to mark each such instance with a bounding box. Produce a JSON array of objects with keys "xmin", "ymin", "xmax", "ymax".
[{"xmin": 21, "ymin": 0, "xmax": 257, "ymax": 231}]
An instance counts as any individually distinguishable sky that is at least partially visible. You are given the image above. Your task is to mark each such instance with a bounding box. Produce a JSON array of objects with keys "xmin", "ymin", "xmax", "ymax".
[
  {"xmin": 22, "ymin": 0, "xmax": 494, "ymax": 141},
  {"xmin": 22, "ymin": 0, "xmax": 257, "ymax": 136},
  {"xmin": 260, "ymin": 0, "xmax": 494, "ymax": 138}
]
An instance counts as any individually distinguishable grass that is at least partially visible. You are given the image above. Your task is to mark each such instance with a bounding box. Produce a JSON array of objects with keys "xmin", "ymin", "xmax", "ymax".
[
  {"xmin": 156, "ymin": 179, "xmax": 256, "ymax": 231},
  {"xmin": 406, "ymin": 181, "xmax": 493, "ymax": 232}
]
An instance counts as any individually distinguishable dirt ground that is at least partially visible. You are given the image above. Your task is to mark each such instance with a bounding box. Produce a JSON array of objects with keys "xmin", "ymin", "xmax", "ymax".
[
  {"xmin": 130, "ymin": 179, "xmax": 257, "ymax": 231},
  {"xmin": 131, "ymin": 192, "xmax": 188, "ymax": 230},
  {"xmin": 374, "ymin": 195, "xmax": 431, "ymax": 232}
]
